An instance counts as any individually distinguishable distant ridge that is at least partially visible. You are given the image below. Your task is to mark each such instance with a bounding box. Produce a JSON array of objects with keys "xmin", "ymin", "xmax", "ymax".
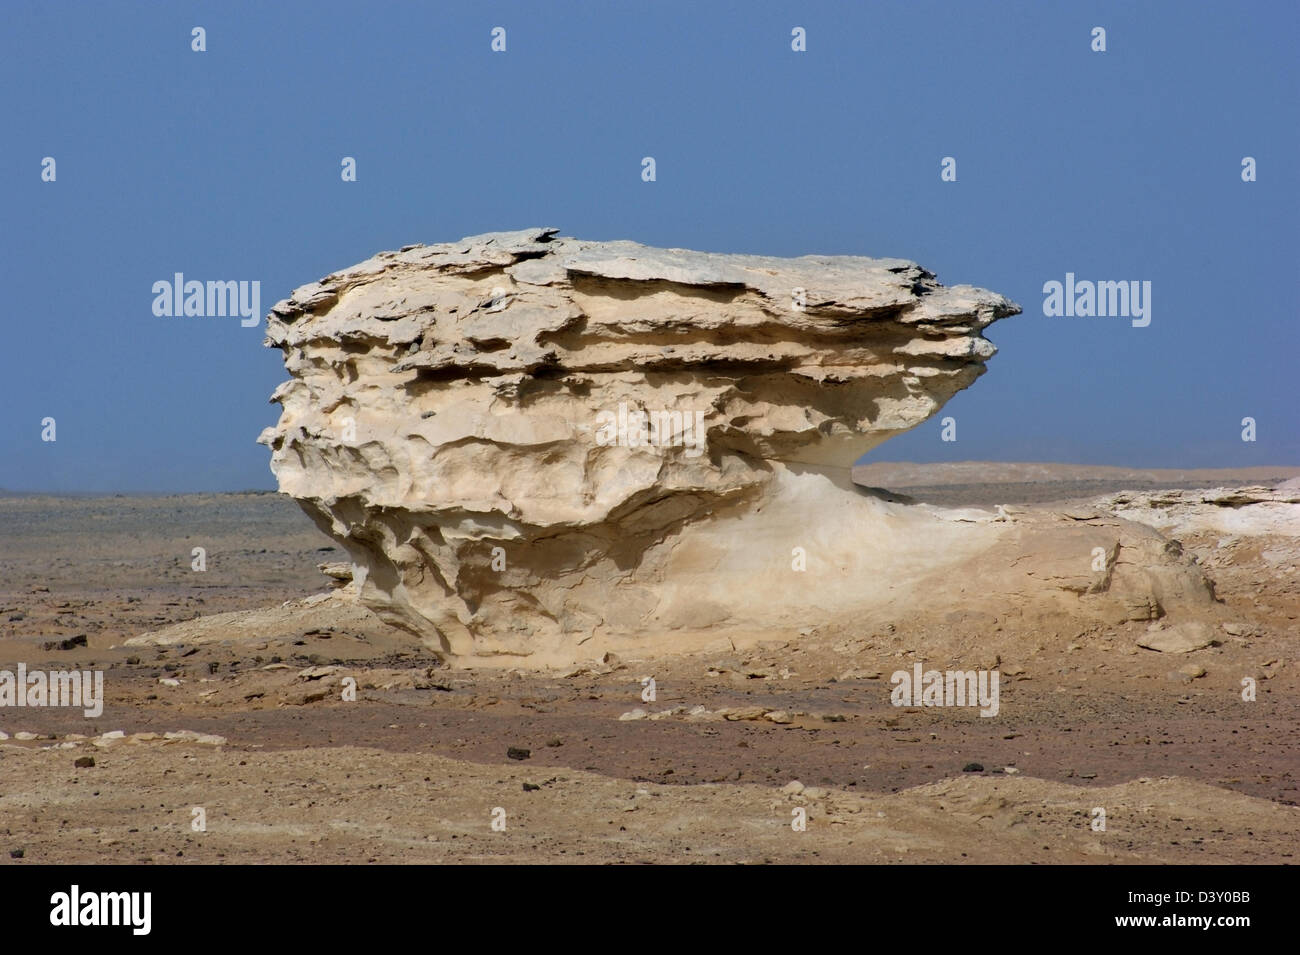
[{"xmin": 853, "ymin": 461, "xmax": 1300, "ymax": 487}]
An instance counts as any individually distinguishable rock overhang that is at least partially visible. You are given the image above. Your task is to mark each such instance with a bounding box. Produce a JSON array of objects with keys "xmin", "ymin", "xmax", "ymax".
[{"xmin": 258, "ymin": 229, "xmax": 1042, "ymax": 661}]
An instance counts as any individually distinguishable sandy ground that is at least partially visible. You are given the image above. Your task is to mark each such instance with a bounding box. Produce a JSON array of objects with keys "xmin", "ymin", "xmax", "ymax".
[{"xmin": 1, "ymin": 464, "xmax": 1297, "ymax": 864}]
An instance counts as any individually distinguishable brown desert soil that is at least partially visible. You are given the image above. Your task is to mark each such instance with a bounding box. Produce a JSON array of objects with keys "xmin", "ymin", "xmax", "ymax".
[{"xmin": 1, "ymin": 463, "xmax": 1297, "ymax": 864}]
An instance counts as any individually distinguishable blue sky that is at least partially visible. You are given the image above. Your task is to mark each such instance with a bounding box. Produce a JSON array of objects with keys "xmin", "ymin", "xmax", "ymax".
[{"xmin": 2, "ymin": 0, "xmax": 1295, "ymax": 492}]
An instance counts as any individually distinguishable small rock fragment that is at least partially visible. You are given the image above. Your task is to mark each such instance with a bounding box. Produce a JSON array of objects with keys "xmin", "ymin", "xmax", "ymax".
[{"xmin": 1138, "ymin": 622, "xmax": 1214, "ymax": 654}]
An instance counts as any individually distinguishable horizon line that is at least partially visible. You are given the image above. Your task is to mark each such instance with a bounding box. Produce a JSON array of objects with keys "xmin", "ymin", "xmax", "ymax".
[{"xmin": 4, "ymin": 460, "xmax": 1299, "ymax": 498}]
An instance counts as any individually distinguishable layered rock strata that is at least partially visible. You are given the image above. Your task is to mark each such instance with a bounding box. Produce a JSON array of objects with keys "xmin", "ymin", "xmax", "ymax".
[{"xmin": 259, "ymin": 229, "xmax": 1215, "ymax": 663}]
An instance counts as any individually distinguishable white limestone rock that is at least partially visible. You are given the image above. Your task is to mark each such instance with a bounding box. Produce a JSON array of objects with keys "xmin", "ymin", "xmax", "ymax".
[{"xmin": 258, "ymin": 229, "xmax": 1218, "ymax": 664}]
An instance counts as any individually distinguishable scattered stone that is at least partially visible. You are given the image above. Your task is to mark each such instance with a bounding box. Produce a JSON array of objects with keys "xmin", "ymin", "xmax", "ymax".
[
  {"xmin": 723, "ymin": 706, "xmax": 767, "ymax": 722},
  {"xmin": 618, "ymin": 709, "xmax": 648, "ymax": 721},
  {"xmin": 160, "ymin": 730, "xmax": 226, "ymax": 745},
  {"xmin": 1138, "ymin": 622, "xmax": 1214, "ymax": 654},
  {"xmin": 963, "ymin": 762, "xmax": 985, "ymax": 773},
  {"xmin": 9, "ymin": 849, "xmax": 23, "ymax": 859},
  {"xmin": 297, "ymin": 665, "xmax": 341, "ymax": 681},
  {"xmin": 838, "ymin": 669, "xmax": 882, "ymax": 681},
  {"xmin": 781, "ymin": 780, "xmax": 806, "ymax": 795},
  {"xmin": 507, "ymin": 746, "xmax": 531, "ymax": 761},
  {"xmin": 74, "ymin": 756, "xmax": 95, "ymax": 768},
  {"xmin": 764, "ymin": 710, "xmax": 794, "ymax": 724},
  {"xmin": 284, "ymin": 686, "xmax": 330, "ymax": 705},
  {"xmin": 317, "ymin": 562, "xmax": 354, "ymax": 587},
  {"xmin": 522, "ymin": 782, "xmax": 540, "ymax": 792}
]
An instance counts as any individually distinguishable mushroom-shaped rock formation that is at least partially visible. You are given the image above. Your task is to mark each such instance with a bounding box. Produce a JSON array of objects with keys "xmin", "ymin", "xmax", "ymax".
[{"xmin": 259, "ymin": 229, "xmax": 1214, "ymax": 664}]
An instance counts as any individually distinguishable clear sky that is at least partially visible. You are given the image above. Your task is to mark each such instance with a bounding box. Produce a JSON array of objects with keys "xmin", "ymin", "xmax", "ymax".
[{"xmin": 2, "ymin": 0, "xmax": 1295, "ymax": 492}]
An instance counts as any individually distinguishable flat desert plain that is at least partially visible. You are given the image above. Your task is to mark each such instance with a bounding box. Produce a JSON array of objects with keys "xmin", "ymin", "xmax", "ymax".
[{"xmin": 1, "ymin": 462, "xmax": 1297, "ymax": 864}]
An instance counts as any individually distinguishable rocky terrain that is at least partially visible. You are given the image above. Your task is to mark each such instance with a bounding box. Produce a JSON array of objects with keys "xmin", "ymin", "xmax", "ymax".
[
  {"xmin": 2, "ymin": 232, "xmax": 1295, "ymax": 864},
  {"xmin": 1, "ymin": 466, "xmax": 1295, "ymax": 864}
]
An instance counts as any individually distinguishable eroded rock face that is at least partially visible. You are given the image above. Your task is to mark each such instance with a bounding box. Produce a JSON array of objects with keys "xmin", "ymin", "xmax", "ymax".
[
  {"xmin": 258, "ymin": 229, "xmax": 1215, "ymax": 664},
  {"xmin": 1095, "ymin": 483, "xmax": 1300, "ymax": 538}
]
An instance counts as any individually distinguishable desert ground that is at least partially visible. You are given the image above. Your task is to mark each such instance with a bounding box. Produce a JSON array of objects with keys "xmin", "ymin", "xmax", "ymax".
[{"xmin": 1, "ymin": 462, "xmax": 1297, "ymax": 864}]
